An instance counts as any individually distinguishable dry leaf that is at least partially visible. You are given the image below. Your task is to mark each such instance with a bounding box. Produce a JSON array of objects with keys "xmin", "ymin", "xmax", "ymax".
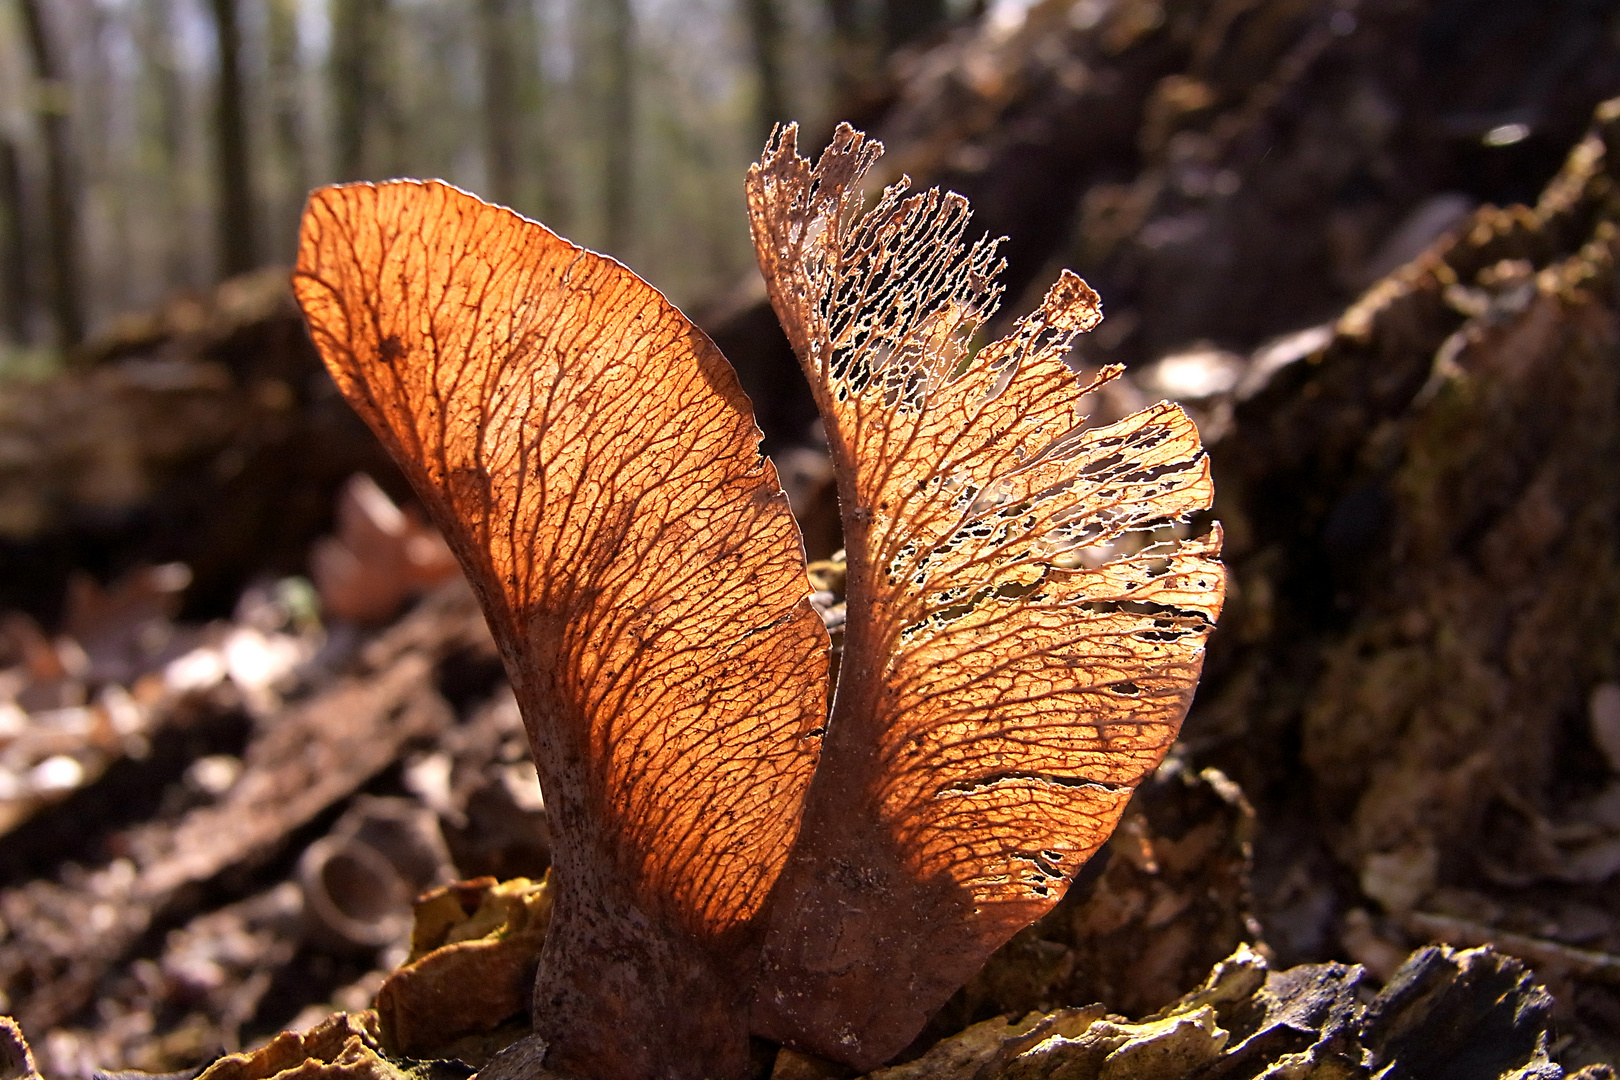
[
  {"xmin": 294, "ymin": 181, "xmax": 829, "ymax": 1080},
  {"xmin": 310, "ymin": 473, "xmax": 459, "ymax": 624},
  {"xmin": 745, "ymin": 125, "xmax": 1225, "ymax": 1067},
  {"xmin": 293, "ymin": 126, "xmax": 1222, "ymax": 1079}
]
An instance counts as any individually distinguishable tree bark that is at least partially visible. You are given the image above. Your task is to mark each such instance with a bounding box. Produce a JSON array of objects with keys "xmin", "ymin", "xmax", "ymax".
[
  {"xmin": 210, "ymin": 0, "xmax": 256, "ymax": 277},
  {"xmin": 16, "ymin": 0, "xmax": 83, "ymax": 348},
  {"xmin": 743, "ymin": 0, "xmax": 788, "ymax": 149}
]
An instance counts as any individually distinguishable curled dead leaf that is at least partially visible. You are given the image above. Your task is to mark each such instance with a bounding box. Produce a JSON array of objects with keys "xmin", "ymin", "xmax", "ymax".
[
  {"xmin": 746, "ymin": 124, "xmax": 1225, "ymax": 1067},
  {"xmin": 294, "ymin": 122, "xmax": 1222, "ymax": 1079},
  {"xmin": 311, "ymin": 474, "xmax": 459, "ymax": 625},
  {"xmin": 294, "ymin": 180, "xmax": 828, "ymax": 1080}
]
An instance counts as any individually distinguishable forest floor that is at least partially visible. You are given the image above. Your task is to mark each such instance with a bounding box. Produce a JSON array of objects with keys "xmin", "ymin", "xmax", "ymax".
[{"xmin": 3, "ymin": 1, "xmax": 1620, "ymax": 1077}]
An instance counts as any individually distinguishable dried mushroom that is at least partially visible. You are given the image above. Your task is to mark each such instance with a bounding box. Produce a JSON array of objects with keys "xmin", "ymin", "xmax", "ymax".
[{"xmin": 292, "ymin": 124, "xmax": 1222, "ymax": 1079}]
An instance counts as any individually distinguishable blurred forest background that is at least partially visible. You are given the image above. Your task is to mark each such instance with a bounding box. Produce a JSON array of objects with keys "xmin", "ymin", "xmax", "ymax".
[
  {"xmin": 0, "ymin": 0, "xmax": 986, "ymax": 362},
  {"xmin": 6, "ymin": 0, "xmax": 1620, "ymax": 1077}
]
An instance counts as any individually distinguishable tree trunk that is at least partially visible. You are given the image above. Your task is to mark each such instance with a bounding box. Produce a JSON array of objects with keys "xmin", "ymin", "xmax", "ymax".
[
  {"xmin": 140, "ymin": 0, "xmax": 185, "ymax": 164},
  {"xmin": 331, "ymin": 0, "xmax": 400, "ymax": 182},
  {"xmin": 210, "ymin": 0, "xmax": 256, "ymax": 277},
  {"xmin": 602, "ymin": 0, "xmax": 634, "ymax": 256},
  {"xmin": 0, "ymin": 139, "xmax": 28, "ymax": 343},
  {"xmin": 16, "ymin": 0, "xmax": 83, "ymax": 348},
  {"xmin": 331, "ymin": 0, "xmax": 372, "ymax": 180},
  {"xmin": 479, "ymin": 0, "xmax": 520, "ymax": 208},
  {"xmin": 531, "ymin": 7, "xmax": 568, "ymax": 231},
  {"xmin": 136, "ymin": 0, "xmax": 190, "ymax": 289},
  {"xmin": 743, "ymin": 0, "xmax": 787, "ymax": 149},
  {"xmin": 267, "ymin": 0, "xmax": 308, "ymax": 243}
]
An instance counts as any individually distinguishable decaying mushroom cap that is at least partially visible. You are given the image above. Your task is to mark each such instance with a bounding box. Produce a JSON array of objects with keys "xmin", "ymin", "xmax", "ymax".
[{"xmin": 292, "ymin": 124, "xmax": 1222, "ymax": 1080}]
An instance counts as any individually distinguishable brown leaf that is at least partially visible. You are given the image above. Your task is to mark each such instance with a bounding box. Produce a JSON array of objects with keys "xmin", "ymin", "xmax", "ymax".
[
  {"xmin": 746, "ymin": 125, "xmax": 1225, "ymax": 1067},
  {"xmin": 310, "ymin": 473, "xmax": 458, "ymax": 624},
  {"xmin": 63, "ymin": 563, "xmax": 190, "ymax": 648},
  {"xmin": 294, "ymin": 181, "xmax": 829, "ymax": 1080}
]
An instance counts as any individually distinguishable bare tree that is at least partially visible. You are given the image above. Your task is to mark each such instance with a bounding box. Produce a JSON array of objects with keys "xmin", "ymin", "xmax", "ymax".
[
  {"xmin": 17, "ymin": 0, "xmax": 83, "ymax": 347},
  {"xmin": 331, "ymin": 0, "xmax": 365, "ymax": 180},
  {"xmin": 479, "ymin": 0, "xmax": 566, "ymax": 224},
  {"xmin": 479, "ymin": 0, "xmax": 521, "ymax": 208},
  {"xmin": 743, "ymin": 0, "xmax": 788, "ymax": 148},
  {"xmin": 332, "ymin": 0, "xmax": 394, "ymax": 180},
  {"xmin": 602, "ymin": 0, "xmax": 634, "ymax": 256},
  {"xmin": 267, "ymin": 0, "xmax": 308, "ymax": 239},
  {"xmin": 531, "ymin": 2, "xmax": 570, "ymax": 232},
  {"xmin": 210, "ymin": 0, "xmax": 256, "ymax": 276},
  {"xmin": 0, "ymin": 139, "xmax": 28, "ymax": 342},
  {"xmin": 134, "ymin": 0, "xmax": 189, "ymax": 291},
  {"xmin": 138, "ymin": 0, "xmax": 185, "ymax": 165}
]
